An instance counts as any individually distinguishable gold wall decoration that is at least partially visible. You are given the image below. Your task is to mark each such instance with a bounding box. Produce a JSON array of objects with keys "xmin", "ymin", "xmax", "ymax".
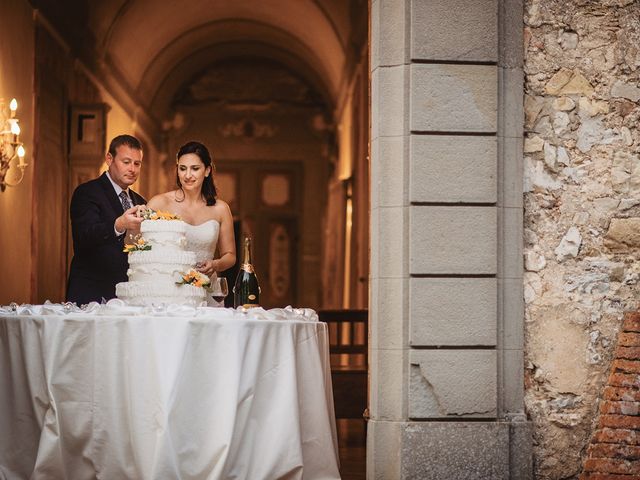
[{"xmin": 0, "ymin": 98, "xmax": 27, "ymax": 191}]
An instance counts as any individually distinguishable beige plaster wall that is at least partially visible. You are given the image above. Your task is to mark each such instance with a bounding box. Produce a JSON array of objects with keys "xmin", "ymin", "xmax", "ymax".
[
  {"xmin": 523, "ymin": 1, "xmax": 640, "ymax": 478},
  {"xmin": 324, "ymin": 55, "xmax": 369, "ymax": 310},
  {"xmin": 91, "ymin": 82, "xmax": 158, "ymax": 198},
  {"xmin": 0, "ymin": 2, "xmax": 158, "ymax": 304},
  {"xmin": 0, "ymin": 0, "xmax": 35, "ymax": 304},
  {"xmin": 99, "ymin": 87, "xmax": 162, "ymax": 200}
]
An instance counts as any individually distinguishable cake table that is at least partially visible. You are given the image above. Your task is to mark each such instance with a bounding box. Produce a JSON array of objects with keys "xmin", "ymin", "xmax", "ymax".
[{"xmin": 0, "ymin": 302, "xmax": 340, "ymax": 480}]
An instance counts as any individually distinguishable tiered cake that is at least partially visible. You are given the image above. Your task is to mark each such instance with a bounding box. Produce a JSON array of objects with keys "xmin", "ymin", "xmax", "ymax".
[{"xmin": 116, "ymin": 218, "xmax": 209, "ymax": 306}]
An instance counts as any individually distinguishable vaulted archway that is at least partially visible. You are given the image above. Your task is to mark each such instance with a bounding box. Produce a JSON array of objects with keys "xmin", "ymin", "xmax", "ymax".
[{"xmin": 2, "ymin": 0, "xmax": 368, "ymax": 475}]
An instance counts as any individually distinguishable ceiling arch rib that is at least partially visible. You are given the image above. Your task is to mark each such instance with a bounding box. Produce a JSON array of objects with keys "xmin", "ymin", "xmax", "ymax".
[
  {"xmin": 139, "ymin": 19, "xmax": 336, "ymax": 117},
  {"xmin": 311, "ymin": 0, "xmax": 352, "ymax": 49},
  {"xmin": 89, "ymin": 0, "xmax": 350, "ymax": 58},
  {"xmin": 104, "ymin": 0, "xmax": 345, "ymax": 97},
  {"xmin": 87, "ymin": 0, "xmax": 130, "ymax": 54},
  {"xmin": 149, "ymin": 40, "xmax": 334, "ymax": 123}
]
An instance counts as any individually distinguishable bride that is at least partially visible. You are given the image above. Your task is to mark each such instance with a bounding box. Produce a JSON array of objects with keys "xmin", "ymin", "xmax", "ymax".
[{"xmin": 145, "ymin": 141, "xmax": 236, "ymax": 283}]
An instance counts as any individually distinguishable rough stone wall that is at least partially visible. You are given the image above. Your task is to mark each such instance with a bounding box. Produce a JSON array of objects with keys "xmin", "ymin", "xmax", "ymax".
[{"xmin": 523, "ymin": 1, "xmax": 640, "ymax": 478}]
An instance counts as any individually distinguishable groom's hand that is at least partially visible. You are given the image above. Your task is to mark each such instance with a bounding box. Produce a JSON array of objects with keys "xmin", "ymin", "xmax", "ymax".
[{"xmin": 115, "ymin": 206, "xmax": 144, "ymax": 235}]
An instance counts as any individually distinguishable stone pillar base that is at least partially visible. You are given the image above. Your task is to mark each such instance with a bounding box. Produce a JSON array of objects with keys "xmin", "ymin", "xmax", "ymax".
[{"xmin": 367, "ymin": 419, "xmax": 533, "ymax": 479}]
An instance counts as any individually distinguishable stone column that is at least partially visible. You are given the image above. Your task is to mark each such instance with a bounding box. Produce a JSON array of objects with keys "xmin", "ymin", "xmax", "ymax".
[{"xmin": 369, "ymin": 0, "xmax": 532, "ymax": 478}]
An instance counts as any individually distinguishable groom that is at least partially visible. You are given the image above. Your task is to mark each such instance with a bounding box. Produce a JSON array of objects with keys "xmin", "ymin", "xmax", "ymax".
[{"xmin": 66, "ymin": 134, "xmax": 146, "ymax": 305}]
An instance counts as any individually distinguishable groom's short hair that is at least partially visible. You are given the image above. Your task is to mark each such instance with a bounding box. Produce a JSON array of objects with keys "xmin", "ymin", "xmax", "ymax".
[{"xmin": 108, "ymin": 134, "xmax": 143, "ymax": 158}]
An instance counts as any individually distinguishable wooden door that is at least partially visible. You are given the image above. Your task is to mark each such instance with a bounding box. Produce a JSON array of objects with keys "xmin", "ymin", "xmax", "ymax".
[
  {"xmin": 33, "ymin": 26, "xmax": 68, "ymax": 303},
  {"xmin": 66, "ymin": 105, "xmax": 107, "ymax": 275},
  {"xmin": 216, "ymin": 161, "xmax": 301, "ymax": 309}
]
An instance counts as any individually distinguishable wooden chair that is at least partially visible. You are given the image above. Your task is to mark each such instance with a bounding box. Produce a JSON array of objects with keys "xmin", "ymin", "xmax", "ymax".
[{"xmin": 319, "ymin": 309, "xmax": 368, "ymax": 420}]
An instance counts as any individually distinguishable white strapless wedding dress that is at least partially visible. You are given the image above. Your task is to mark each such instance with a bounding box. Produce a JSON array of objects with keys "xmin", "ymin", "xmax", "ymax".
[{"xmin": 184, "ymin": 220, "xmax": 220, "ymax": 306}]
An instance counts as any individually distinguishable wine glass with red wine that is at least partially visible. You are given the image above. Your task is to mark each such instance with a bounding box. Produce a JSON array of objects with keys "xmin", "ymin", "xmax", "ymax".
[{"xmin": 211, "ymin": 277, "xmax": 228, "ymax": 307}]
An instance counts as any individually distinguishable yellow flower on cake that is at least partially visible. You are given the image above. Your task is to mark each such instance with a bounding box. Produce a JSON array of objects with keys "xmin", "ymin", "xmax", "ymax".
[
  {"xmin": 123, "ymin": 236, "xmax": 151, "ymax": 253},
  {"xmin": 176, "ymin": 269, "xmax": 211, "ymax": 290},
  {"xmin": 142, "ymin": 208, "xmax": 181, "ymax": 221}
]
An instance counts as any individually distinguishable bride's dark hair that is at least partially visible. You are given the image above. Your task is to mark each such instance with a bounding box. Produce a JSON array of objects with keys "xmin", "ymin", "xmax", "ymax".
[{"xmin": 175, "ymin": 141, "xmax": 217, "ymax": 206}]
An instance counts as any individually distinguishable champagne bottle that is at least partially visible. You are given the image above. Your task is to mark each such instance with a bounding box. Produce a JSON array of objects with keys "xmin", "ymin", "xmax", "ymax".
[{"xmin": 233, "ymin": 236, "xmax": 260, "ymax": 308}]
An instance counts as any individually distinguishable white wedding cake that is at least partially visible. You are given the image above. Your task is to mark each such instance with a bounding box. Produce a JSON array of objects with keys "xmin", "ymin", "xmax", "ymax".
[{"xmin": 116, "ymin": 217, "xmax": 209, "ymax": 306}]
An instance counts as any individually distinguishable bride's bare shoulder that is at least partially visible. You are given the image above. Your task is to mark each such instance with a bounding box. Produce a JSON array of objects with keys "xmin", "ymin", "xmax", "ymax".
[
  {"xmin": 215, "ymin": 198, "xmax": 229, "ymax": 209},
  {"xmin": 212, "ymin": 199, "xmax": 233, "ymax": 223},
  {"xmin": 214, "ymin": 198, "xmax": 232, "ymax": 214},
  {"xmin": 147, "ymin": 191, "xmax": 176, "ymax": 209}
]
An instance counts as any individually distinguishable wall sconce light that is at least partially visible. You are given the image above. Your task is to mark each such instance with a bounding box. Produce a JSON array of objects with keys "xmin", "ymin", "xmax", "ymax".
[{"xmin": 0, "ymin": 98, "xmax": 27, "ymax": 192}]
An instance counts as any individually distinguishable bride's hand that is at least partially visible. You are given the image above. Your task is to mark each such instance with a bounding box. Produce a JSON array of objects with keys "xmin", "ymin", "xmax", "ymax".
[{"xmin": 196, "ymin": 259, "xmax": 217, "ymax": 277}]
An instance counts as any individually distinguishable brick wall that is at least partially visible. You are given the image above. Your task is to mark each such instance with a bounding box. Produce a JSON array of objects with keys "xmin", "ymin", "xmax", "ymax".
[{"xmin": 580, "ymin": 312, "xmax": 640, "ymax": 479}]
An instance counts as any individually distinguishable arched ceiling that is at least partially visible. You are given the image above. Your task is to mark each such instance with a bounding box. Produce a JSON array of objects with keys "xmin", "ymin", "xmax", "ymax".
[
  {"xmin": 139, "ymin": 20, "xmax": 336, "ymax": 120},
  {"xmin": 85, "ymin": 0, "xmax": 352, "ymax": 126}
]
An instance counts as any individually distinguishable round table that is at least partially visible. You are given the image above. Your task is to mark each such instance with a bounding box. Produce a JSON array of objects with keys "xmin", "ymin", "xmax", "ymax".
[{"xmin": 0, "ymin": 302, "xmax": 340, "ymax": 479}]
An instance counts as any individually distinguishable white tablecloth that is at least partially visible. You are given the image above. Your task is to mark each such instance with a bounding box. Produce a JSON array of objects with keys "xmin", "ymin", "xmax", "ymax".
[{"xmin": 0, "ymin": 303, "xmax": 339, "ymax": 480}]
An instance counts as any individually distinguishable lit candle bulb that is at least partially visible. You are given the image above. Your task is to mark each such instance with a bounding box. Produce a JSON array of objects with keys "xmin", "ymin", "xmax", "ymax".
[
  {"xmin": 9, "ymin": 99, "xmax": 17, "ymax": 118},
  {"xmin": 10, "ymin": 121, "xmax": 20, "ymax": 136},
  {"xmin": 17, "ymin": 145, "xmax": 25, "ymax": 167}
]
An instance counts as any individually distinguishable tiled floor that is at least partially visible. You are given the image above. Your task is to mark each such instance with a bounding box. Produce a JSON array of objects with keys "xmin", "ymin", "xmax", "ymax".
[{"xmin": 337, "ymin": 419, "xmax": 366, "ymax": 480}]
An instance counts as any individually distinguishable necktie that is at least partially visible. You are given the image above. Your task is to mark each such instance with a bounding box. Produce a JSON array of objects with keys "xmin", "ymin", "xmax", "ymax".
[{"xmin": 119, "ymin": 191, "xmax": 132, "ymax": 210}]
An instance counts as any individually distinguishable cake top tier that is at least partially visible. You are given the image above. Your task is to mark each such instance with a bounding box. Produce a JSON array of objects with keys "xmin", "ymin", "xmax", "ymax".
[
  {"xmin": 140, "ymin": 219, "xmax": 187, "ymax": 235},
  {"xmin": 141, "ymin": 208, "xmax": 181, "ymax": 221},
  {"xmin": 138, "ymin": 219, "xmax": 188, "ymax": 250}
]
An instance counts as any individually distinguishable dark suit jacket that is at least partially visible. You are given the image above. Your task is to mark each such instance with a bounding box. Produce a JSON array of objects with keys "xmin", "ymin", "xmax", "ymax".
[{"xmin": 66, "ymin": 172, "xmax": 146, "ymax": 305}]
